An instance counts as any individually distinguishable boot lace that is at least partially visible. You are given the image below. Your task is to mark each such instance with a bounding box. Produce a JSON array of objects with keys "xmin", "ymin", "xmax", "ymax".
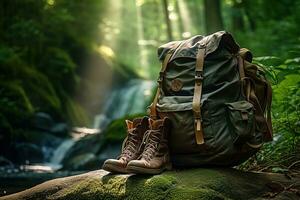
[
  {"xmin": 141, "ymin": 130, "xmax": 160, "ymax": 161},
  {"xmin": 120, "ymin": 128, "xmax": 140, "ymax": 158}
]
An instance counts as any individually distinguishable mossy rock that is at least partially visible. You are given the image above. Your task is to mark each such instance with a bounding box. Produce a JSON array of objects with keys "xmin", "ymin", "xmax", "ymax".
[{"xmin": 2, "ymin": 168, "xmax": 299, "ymax": 200}]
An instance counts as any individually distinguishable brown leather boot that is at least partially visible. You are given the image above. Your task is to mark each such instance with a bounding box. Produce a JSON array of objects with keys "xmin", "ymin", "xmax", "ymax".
[
  {"xmin": 126, "ymin": 117, "xmax": 172, "ymax": 174},
  {"xmin": 102, "ymin": 116, "xmax": 149, "ymax": 173}
]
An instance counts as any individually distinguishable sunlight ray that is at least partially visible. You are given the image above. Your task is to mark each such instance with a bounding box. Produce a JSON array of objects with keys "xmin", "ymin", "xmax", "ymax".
[
  {"xmin": 100, "ymin": 0, "xmax": 122, "ymax": 51},
  {"xmin": 178, "ymin": 0, "xmax": 193, "ymax": 38},
  {"xmin": 135, "ymin": 0, "xmax": 149, "ymax": 78}
]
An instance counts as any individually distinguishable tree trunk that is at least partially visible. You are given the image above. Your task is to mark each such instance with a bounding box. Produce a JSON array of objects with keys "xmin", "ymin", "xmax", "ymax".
[
  {"xmin": 243, "ymin": 0, "xmax": 256, "ymax": 31},
  {"xmin": 174, "ymin": 0, "xmax": 184, "ymax": 39},
  {"xmin": 231, "ymin": 0, "xmax": 245, "ymax": 31},
  {"xmin": 162, "ymin": 0, "xmax": 173, "ymax": 41},
  {"xmin": 204, "ymin": 0, "xmax": 224, "ymax": 34}
]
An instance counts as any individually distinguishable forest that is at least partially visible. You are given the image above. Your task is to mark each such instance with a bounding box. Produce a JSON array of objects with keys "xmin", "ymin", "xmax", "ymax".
[{"xmin": 0, "ymin": 0, "xmax": 300, "ymax": 198}]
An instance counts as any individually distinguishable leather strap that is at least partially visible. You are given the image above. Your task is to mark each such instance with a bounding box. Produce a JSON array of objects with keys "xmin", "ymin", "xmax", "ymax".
[
  {"xmin": 149, "ymin": 44, "xmax": 180, "ymax": 119},
  {"xmin": 238, "ymin": 56, "xmax": 245, "ymax": 79},
  {"xmin": 192, "ymin": 48, "xmax": 205, "ymax": 145},
  {"xmin": 149, "ymin": 88, "xmax": 161, "ymax": 119},
  {"xmin": 263, "ymin": 79, "xmax": 273, "ymax": 141},
  {"xmin": 249, "ymin": 87, "xmax": 272, "ymax": 141}
]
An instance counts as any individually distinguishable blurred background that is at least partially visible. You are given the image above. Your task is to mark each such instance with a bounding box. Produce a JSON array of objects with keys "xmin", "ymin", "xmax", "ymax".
[{"xmin": 0, "ymin": 0, "xmax": 299, "ymax": 196}]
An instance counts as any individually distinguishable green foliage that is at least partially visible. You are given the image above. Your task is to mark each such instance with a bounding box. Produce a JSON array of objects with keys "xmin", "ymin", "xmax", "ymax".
[
  {"xmin": 241, "ymin": 47, "xmax": 300, "ymax": 170},
  {"xmin": 224, "ymin": 0, "xmax": 300, "ymax": 57},
  {"xmin": 0, "ymin": 0, "xmax": 108, "ymax": 140}
]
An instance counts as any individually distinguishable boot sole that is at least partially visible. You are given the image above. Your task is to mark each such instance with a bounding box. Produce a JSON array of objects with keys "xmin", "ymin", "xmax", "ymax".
[
  {"xmin": 102, "ymin": 163, "xmax": 128, "ymax": 174},
  {"xmin": 126, "ymin": 163, "xmax": 172, "ymax": 175}
]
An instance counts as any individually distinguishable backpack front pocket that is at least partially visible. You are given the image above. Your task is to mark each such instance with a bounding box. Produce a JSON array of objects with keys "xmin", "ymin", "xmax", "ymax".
[
  {"xmin": 156, "ymin": 96, "xmax": 216, "ymax": 154},
  {"xmin": 226, "ymin": 101, "xmax": 255, "ymax": 145}
]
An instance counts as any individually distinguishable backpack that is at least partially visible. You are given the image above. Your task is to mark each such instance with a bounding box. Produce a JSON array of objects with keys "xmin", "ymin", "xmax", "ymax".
[{"xmin": 148, "ymin": 31, "xmax": 273, "ymax": 167}]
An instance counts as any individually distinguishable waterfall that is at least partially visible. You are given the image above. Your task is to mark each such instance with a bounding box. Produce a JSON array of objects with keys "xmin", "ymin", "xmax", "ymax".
[
  {"xmin": 49, "ymin": 139, "xmax": 76, "ymax": 167},
  {"xmin": 94, "ymin": 79, "xmax": 155, "ymax": 129}
]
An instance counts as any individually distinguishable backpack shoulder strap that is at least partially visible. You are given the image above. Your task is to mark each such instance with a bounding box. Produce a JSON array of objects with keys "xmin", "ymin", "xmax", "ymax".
[{"xmin": 149, "ymin": 42, "xmax": 181, "ymax": 119}]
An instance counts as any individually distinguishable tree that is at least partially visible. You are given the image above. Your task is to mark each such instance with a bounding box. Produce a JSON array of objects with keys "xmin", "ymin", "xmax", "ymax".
[
  {"xmin": 204, "ymin": 0, "xmax": 224, "ymax": 34},
  {"xmin": 162, "ymin": 0, "xmax": 173, "ymax": 41},
  {"xmin": 231, "ymin": 0, "xmax": 245, "ymax": 31},
  {"xmin": 174, "ymin": 0, "xmax": 184, "ymax": 39}
]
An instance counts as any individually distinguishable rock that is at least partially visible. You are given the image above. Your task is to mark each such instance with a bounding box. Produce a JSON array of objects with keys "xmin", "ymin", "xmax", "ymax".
[
  {"xmin": 31, "ymin": 112, "xmax": 54, "ymax": 131},
  {"xmin": 1, "ymin": 168, "xmax": 299, "ymax": 200},
  {"xmin": 50, "ymin": 123, "xmax": 69, "ymax": 138},
  {"xmin": 24, "ymin": 131, "xmax": 62, "ymax": 149},
  {"xmin": 18, "ymin": 131, "xmax": 63, "ymax": 162},
  {"xmin": 0, "ymin": 170, "xmax": 82, "ymax": 197},
  {"xmin": 13, "ymin": 143, "xmax": 44, "ymax": 164},
  {"xmin": 0, "ymin": 157, "xmax": 13, "ymax": 168},
  {"xmin": 31, "ymin": 113, "xmax": 70, "ymax": 138},
  {"xmin": 61, "ymin": 134, "xmax": 103, "ymax": 167}
]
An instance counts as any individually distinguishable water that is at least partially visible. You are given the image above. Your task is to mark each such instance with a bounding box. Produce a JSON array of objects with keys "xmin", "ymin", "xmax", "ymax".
[
  {"xmin": 93, "ymin": 79, "xmax": 155, "ymax": 129},
  {"xmin": 50, "ymin": 139, "xmax": 76, "ymax": 166}
]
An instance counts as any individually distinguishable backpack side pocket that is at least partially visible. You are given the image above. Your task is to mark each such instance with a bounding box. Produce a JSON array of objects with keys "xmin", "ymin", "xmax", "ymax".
[{"xmin": 226, "ymin": 101, "xmax": 255, "ymax": 145}]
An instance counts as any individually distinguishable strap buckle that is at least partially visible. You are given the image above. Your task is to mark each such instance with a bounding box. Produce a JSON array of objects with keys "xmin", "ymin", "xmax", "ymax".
[
  {"xmin": 195, "ymin": 70, "xmax": 203, "ymax": 84},
  {"xmin": 193, "ymin": 112, "xmax": 202, "ymax": 122}
]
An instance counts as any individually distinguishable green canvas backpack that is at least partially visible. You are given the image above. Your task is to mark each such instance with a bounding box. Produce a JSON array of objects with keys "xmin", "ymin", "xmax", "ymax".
[{"xmin": 148, "ymin": 31, "xmax": 273, "ymax": 167}]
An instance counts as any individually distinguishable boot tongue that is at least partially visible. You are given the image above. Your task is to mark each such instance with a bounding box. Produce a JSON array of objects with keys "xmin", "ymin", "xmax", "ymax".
[
  {"xmin": 149, "ymin": 118, "xmax": 164, "ymax": 130},
  {"xmin": 125, "ymin": 120, "xmax": 134, "ymax": 130}
]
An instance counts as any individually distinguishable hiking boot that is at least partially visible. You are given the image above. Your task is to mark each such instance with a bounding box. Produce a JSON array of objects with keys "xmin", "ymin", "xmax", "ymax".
[
  {"xmin": 102, "ymin": 116, "xmax": 149, "ymax": 173},
  {"xmin": 126, "ymin": 117, "xmax": 172, "ymax": 174}
]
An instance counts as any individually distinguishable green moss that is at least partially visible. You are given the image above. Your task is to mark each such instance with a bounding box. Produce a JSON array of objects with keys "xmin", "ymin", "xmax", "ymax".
[
  {"xmin": 122, "ymin": 169, "xmax": 233, "ymax": 200},
  {"xmin": 6, "ymin": 168, "xmax": 293, "ymax": 200},
  {"xmin": 0, "ymin": 48, "xmax": 61, "ymax": 112},
  {"xmin": 0, "ymin": 45, "xmax": 91, "ymax": 137},
  {"xmin": 104, "ymin": 113, "xmax": 146, "ymax": 144},
  {"xmin": 104, "ymin": 118, "xmax": 127, "ymax": 143},
  {"xmin": 56, "ymin": 175, "xmax": 128, "ymax": 200},
  {"xmin": 125, "ymin": 174, "xmax": 177, "ymax": 200},
  {"xmin": 168, "ymin": 187, "xmax": 227, "ymax": 200},
  {"xmin": 0, "ymin": 81, "xmax": 34, "ymax": 113}
]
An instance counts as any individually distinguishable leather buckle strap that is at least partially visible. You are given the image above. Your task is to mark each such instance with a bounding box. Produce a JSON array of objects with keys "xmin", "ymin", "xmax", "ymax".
[
  {"xmin": 195, "ymin": 71, "xmax": 203, "ymax": 84},
  {"xmin": 192, "ymin": 47, "xmax": 205, "ymax": 145}
]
